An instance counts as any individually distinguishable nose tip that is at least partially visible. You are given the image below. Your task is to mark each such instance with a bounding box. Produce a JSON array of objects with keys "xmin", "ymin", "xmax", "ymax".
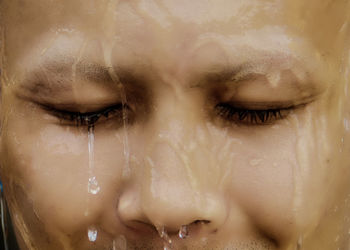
[
  {"xmin": 117, "ymin": 138, "xmax": 227, "ymax": 237},
  {"xmin": 118, "ymin": 188, "xmax": 227, "ymax": 236},
  {"xmin": 154, "ymin": 195, "xmax": 226, "ymax": 234}
]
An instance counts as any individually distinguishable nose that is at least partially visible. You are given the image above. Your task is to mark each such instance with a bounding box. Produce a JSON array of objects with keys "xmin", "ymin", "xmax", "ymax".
[
  {"xmin": 117, "ymin": 141, "xmax": 227, "ymax": 235},
  {"xmin": 118, "ymin": 91, "xmax": 227, "ymax": 235}
]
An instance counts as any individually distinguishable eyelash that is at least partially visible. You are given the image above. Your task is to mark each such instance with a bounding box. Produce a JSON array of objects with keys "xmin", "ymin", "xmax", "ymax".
[
  {"xmin": 48, "ymin": 102, "xmax": 290, "ymax": 127},
  {"xmin": 47, "ymin": 103, "xmax": 128, "ymax": 126},
  {"xmin": 215, "ymin": 103, "xmax": 289, "ymax": 125}
]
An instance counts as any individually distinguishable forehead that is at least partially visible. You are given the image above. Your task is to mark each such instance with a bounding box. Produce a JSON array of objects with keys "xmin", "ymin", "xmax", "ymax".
[{"xmin": 2, "ymin": 0, "xmax": 349, "ymax": 73}]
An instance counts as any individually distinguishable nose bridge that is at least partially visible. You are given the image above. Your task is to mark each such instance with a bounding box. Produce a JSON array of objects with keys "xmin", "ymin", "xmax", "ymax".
[
  {"xmin": 146, "ymin": 89, "xmax": 203, "ymax": 197},
  {"xmin": 138, "ymin": 96, "xmax": 226, "ymax": 232}
]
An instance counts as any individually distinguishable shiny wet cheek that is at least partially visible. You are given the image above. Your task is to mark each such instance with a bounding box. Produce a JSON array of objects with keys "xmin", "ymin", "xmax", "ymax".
[
  {"xmin": 208, "ymin": 122, "xmax": 296, "ymax": 236},
  {"xmin": 2, "ymin": 102, "xmax": 127, "ymax": 233},
  {"xmin": 216, "ymin": 97, "xmax": 348, "ymax": 242}
]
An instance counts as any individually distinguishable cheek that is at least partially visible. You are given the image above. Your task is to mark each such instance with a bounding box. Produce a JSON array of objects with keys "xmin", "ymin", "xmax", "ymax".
[
  {"xmin": 292, "ymin": 98, "xmax": 350, "ymax": 234},
  {"xmin": 217, "ymin": 124, "xmax": 297, "ymax": 239},
  {"xmin": 2, "ymin": 113, "xmax": 126, "ymax": 235}
]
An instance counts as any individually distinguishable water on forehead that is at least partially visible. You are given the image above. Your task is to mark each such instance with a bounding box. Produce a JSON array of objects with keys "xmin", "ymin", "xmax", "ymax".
[{"xmin": 2, "ymin": 0, "xmax": 349, "ymax": 72}]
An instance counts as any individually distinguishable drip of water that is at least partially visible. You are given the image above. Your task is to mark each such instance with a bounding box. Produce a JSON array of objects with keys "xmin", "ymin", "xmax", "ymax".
[
  {"xmin": 121, "ymin": 89, "xmax": 130, "ymax": 178},
  {"xmin": 88, "ymin": 176, "xmax": 101, "ymax": 195},
  {"xmin": 157, "ymin": 226, "xmax": 173, "ymax": 250},
  {"xmin": 87, "ymin": 125, "xmax": 100, "ymax": 195},
  {"xmin": 344, "ymin": 118, "xmax": 350, "ymax": 131},
  {"xmin": 101, "ymin": 43, "xmax": 130, "ymax": 179},
  {"xmin": 87, "ymin": 226, "xmax": 98, "ymax": 242},
  {"xmin": 178, "ymin": 225, "xmax": 189, "ymax": 239},
  {"xmin": 296, "ymin": 236, "xmax": 303, "ymax": 250},
  {"xmin": 249, "ymin": 158, "xmax": 263, "ymax": 167},
  {"xmin": 85, "ymin": 125, "xmax": 100, "ymax": 241},
  {"xmin": 112, "ymin": 235, "xmax": 127, "ymax": 250},
  {"xmin": 334, "ymin": 235, "xmax": 340, "ymax": 242},
  {"xmin": 266, "ymin": 71, "xmax": 281, "ymax": 88}
]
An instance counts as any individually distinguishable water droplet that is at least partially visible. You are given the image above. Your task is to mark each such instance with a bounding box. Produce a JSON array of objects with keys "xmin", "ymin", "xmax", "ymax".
[
  {"xmin": 88, "ymin": 176, "xmax": 101, "ymax": 195},
  {"xmin": 200, "ymin": 236, "xmax": 208, "ymax": 244},
  {"xmin": 266, "ymin": 71, "xmax": 281, "ymax": 87},
  {"xmin": 249, "ymin": 158, "xmax": 263, "ymax": 167},
  {"xmin": 296, "ymin": 236, "xmax": 303, "ymax": 250},
  {"xmin": 113, "ymin": 235, "xmax": 127, "ymax": 250},
  {"xmin": 88, "ymin": 226, "xmax": 98, "ymax": 242},
  {"xmin": 87, "ymin": 125, "xmax": 100, "ymax": 195},
  {"xmin": 335, "ymin": 235, "xmax": 340, "ymax": 242},
  {"xmin": 157, "ymin": 226, "xmax": 172, "ymax": 250},
  {"xmin": 178, "ymin": 225, "xmax": 189, "ymax": 239},
  {"xmin": 344, "ymin": 118, "xmax": 350, "ymax": 131}
]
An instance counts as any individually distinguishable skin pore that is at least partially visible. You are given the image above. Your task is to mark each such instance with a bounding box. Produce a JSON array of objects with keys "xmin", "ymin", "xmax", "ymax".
[{"xmin": 0, "ymin": 0, "xmax": 350, "ymax": 249}]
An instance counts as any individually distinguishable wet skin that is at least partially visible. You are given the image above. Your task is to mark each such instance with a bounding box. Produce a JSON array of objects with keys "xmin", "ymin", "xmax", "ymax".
[{"xmin": 0, "ymin": 0, "xmax": 350, "ymax": 249}]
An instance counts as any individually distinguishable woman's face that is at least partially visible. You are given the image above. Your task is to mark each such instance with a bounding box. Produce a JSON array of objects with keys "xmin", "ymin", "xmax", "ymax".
[{"xmin": 1, "ymin": 0, "xmax": 350, "ymax": 249}]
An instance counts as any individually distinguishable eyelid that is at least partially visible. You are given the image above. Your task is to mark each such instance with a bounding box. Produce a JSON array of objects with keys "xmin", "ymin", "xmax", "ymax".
[
  {"xmin": 41, "ymin": 103, "xmax": 127, "ymax": 126},
  {"xmin": 222, "ymin": 101, "xmax": 304, "ymax": 110},
  {"xmin": 215, "ymin": 103, "xmax": 286, "ymax": 124},
  {"xmin": 213, "ymin": 99, "xmax": 309, "ymax": 126},
  {"xmin": 222, "ymin": 90, "xmax": 318, "ymax": 109}
]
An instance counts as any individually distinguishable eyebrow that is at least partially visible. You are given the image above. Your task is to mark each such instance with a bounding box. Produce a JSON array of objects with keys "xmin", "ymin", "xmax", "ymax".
[
  {"xmin": 191, "ymin": 67, "xmax": 244, "ymax": 88},
  {"xmin": 18, "ymin": 59, "xmax": 142, "ymax": 99},
  {"xmin": 18, "ymin": 53, "xmax": 324, "ymax": 104},
  {"xmin": 191, "ymin": 56, "xmax": 325, "ymax": 95}
]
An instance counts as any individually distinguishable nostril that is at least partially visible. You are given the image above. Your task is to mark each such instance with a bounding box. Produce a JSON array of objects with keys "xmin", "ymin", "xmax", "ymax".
[
  {"xmin": 193, "ymin": 220, "xmax": 211, "ymax": 225},
  {"xmin": 186, "ymin": 219, "xmax": 219, "ymax": 235},
  {"xmin": 125, "ymin": 220, "xmax": 155, "ymax": 234},
  {"xmin": 161, "ymin": 220, "xmax": 212, "ymax": 236},
  {"xmin": 155, "ymin": 221, "xmax": 214, "ymax": 250}
]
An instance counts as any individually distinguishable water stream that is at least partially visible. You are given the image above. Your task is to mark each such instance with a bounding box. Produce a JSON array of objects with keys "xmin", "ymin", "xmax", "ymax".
[
  {"xmin": 87, "ymin": 226, "xmax": 98, "ymax": 242},
  {"xmin": 178, "ymin": 225, "xmax": 189, "ymax": 239},
  {"xmin": 112, "ymin": 235, "xmax": 127, "ymax": 250},
  {"xmin": 157, "ymin": 226, "xmax": 173, "ymax": 250},
  {"xmin": 87, "ymin": 124, "xmax": 101, "ymax": 195},
  {"xmin": 86, "ymin": 124, "xmax": 101, "ymax": 243},
  {"xmin": 296, "ymin": 235, "xmax": 303, "ymax": 250}
]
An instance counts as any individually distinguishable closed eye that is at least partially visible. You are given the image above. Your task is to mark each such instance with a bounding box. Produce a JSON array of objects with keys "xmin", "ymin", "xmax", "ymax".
[
  {"xmin": 215, "ymin": 103, "xmax": 293, "ymax": 125},
  {"xmin": 42, "ymin": 103, "xmax": 130, "ymax": 126}
]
